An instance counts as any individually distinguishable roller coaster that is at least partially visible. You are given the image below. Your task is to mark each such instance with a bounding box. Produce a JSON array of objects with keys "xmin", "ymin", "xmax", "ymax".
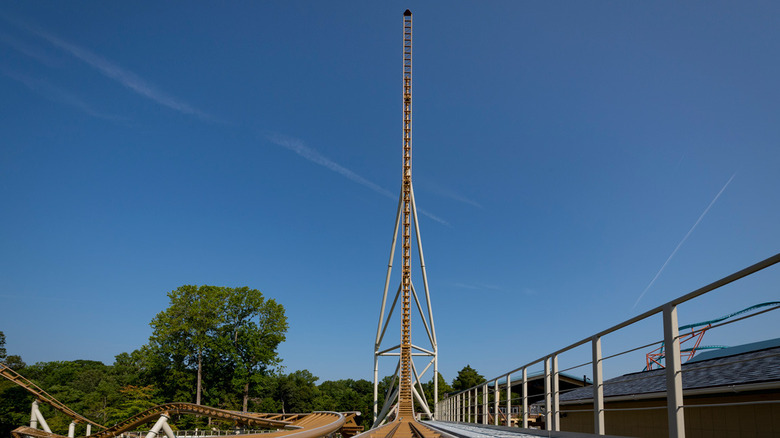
[
  {"xmin": 2, "ymin": 9, "xmax": 447, "ymax": 438},
  {"xmin": 4, "ymin": 8, "xmax": 779, "ymax": 438}
]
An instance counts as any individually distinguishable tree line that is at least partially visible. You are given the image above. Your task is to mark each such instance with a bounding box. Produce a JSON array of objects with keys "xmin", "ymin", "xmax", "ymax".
[{"xmin": 0, "ymin": 285, "xmax": 485, "ymax": 435}]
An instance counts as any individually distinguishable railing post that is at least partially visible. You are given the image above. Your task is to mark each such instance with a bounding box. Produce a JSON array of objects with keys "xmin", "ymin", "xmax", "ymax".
[
  {"xmin": 482, "ymin": 383, "xmax": 488, "ymax": 424},
  {"xmin": 522, "ymin": 367, "xmax": 528, "ymax": 429},
  {"xmin": 664, "ymin": 303, "xmax": 685, "ymax": 438},
  {"xmin": 461, "ymin": 392, "xmax": 464, "ymax": 422},
  {"xmin": 505, "ymin": 374, "xmax": 512, "ymax": 427},
  {"xmin": 544, "ymin": 357, "xmax": 552, "ymax": 430},
  {"xmin": 592, "ymin": 335, "xmax": 604, "ymax": 435},
  {"xmin": 473, "ymin": 387, "xmax": 478, "ymax": 423},
  {"xmin": 493, "ymin": 379, "xmax": 499, "ymax": 425},
  {"xmin": 552, "ymin": 354, "xmax": 560, "ymax": 431}
]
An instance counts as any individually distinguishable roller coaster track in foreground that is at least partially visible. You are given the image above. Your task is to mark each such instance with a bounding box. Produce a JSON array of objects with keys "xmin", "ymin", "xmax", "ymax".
[{"xmin": 2, "ymin": 362, "xmax": 361, "ymax": 438}]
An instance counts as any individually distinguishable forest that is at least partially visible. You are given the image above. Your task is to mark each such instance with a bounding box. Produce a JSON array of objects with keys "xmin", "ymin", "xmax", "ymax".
[{"xmin": 0, "ymin": 286, "xmax": 483, "ymax": 436}]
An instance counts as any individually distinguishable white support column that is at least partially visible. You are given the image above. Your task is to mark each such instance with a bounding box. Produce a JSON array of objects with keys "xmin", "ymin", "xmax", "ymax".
[
  {"xmin": 522, "ymin": 368, "xmax": 528, "ymax": 429},
  {"xmin": 505, "ymin": 375, "xmax": 512, "ymax": 427},
  {"xmin": 552, "ymin": 354, "xmax": 560, "ymax": 431},
  {"xmin": 544, "ymin": 358, "xmax": 552, "ymax": 431},
  {"xmin": 433, "ymin": 354, "xmax": 439, "ymax": 420},
  {"xmin": 145, "ymin": 415, "xmax": 170, "ymax": 438},
  {"xmin": 30, "ymin": 401, "xmax": 38, "ymax": 429},
  {"xmin": 664, "ymin": 303, "xmax": 685, "ymax": 438},
  {"xmin": 87, "ymin": 424, "xmax": 92, "ymax": 436},
  {"xmin": 493, "ymin": 379, "xmax": 499, "ymax": 426},
  {"xmin": 33, "ymin": 402, "xmax": 52, "ymax": 433},
  {"xmin": 68, "ymin": 422, "xmax": 76, "ymax": 438},
  {"xmin": 161, "ymin": 418, "xmax": 177, "ymax": 438},
  {"xmin": 373, "ymin": 355, "xmax": 379, "ymax": 423},
  {"xmin": 592, "ymin": 335, "xmax": 604, "ymax": 435}
]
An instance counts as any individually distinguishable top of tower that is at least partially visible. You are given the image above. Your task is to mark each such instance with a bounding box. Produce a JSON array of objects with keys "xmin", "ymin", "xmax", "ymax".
[{"xmin": 403, "ymin": 9, "xmax": 412, "ymax": 16}]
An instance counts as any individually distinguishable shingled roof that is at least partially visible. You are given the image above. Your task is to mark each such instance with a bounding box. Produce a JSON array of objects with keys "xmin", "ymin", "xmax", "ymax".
[{"xmin": 558, "ymin": 338, "xmax": 780, "ymax": 403}]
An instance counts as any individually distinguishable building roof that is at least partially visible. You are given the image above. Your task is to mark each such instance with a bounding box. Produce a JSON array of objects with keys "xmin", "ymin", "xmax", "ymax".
[{"xmin": 558, "ymin": 339, "xmax": 780, "ymax": 403}]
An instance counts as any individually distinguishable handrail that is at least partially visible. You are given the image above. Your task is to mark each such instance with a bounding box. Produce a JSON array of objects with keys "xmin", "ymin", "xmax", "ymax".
[
  {"xmin": 438, "ymin": 252, "xmax": 780, "ymax": 437},
  {"xmin": 448, "ymin": 252, "xmax": 780, "ymax": 395}
]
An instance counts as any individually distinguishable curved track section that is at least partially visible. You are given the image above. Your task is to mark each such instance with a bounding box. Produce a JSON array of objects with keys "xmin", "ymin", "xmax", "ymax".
[
  {"xmin": 3, "ymin": 365, "xmax": 358, "ymax": 438},
  {"xmin": 11, "ymin": 404, "xmax": 352, "ymax": 438}
]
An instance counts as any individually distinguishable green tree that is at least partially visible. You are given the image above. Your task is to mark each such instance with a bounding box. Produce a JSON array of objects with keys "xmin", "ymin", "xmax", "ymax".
[
  {"xmin": 150, "ymin": 285, "xmax": 227, "ymax": 405},
  {"xmin": 0, "ymin": 331, "xmax": 6, "ymax": 362},
  {"xmin": 423, "ymin": 372, "xmax": 452, "ymax": 411},
  {"xmin": 451, "ymin": 365, "xmax": 484, "ymax": 392},
  {"xmin": 106, "ymin": 385, "xmax": 159, "ymax": 424},
  {"xmin": 277, "ymin": 370, "xmax": 319, "ymax": 414},
  {"xmin": 221, "ymin": 288, "xmax": 288, "ymax": 412},
  {"xmin": 148, "ymin": 285, "xmax": 287, "ymax": 409}
]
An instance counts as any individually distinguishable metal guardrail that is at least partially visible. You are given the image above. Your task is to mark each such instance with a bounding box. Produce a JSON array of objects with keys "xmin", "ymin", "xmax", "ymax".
[{"xmin": 435, "ymin": 252, "xmax": 780, "ymax": 437}]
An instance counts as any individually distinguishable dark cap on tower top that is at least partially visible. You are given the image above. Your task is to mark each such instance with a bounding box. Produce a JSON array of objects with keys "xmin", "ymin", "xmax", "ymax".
[{"xmin": 403, "ymin": 9, "xmax": 412, "ymax": 16}]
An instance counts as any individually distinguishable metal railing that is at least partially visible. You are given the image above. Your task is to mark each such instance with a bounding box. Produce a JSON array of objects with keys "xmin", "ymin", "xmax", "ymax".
[{"xmin": 435, "ymin": 252, "xmax": 780, "ymax": 437}]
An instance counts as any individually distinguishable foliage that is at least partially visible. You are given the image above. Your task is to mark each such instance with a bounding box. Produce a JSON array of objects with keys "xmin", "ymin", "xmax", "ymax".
[
  {"xmin": 451, "ymin": 365, "xmax": 485, "ymax": 392},
  {"xmin": 0, "ymin": 331, "xmax": 6, "ymax": 362},
  {"xmin": 0, "ymin": 286, "xmax": 388, "ymax": 434},
  {"xmin": 422, "ymin": 372, "xmax": 452, "ymax": 412},
  {"xmin": 148, "ymin": 285, "xmax": 288, "ymax": 410}
]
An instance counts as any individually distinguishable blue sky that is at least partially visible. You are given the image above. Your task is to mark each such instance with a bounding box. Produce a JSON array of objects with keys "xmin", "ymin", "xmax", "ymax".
[{"xmin": 2, "ymin": 1, "xmax": 779, "ymax": 387}]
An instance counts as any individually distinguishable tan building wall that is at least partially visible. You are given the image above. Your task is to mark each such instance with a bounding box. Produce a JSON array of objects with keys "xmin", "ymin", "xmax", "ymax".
[{"xmin": 559, "ymin": 392, "xmax": 780, "ymax": 438}]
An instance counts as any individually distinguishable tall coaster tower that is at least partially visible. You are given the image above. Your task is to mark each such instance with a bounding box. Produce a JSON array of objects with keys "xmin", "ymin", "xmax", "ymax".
[{"xmin": 373, "ymin": 9, "xmax": 438, "ymax": 427}]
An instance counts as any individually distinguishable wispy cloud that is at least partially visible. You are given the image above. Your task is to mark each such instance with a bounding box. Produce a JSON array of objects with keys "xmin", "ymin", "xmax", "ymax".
[
  {"xmin": 633, "ymin": 173, "xmax": 737, "ymax": 309},
  {"xmin": 425, "ymin": 181, "xmax": 483, "ymax": 209},
  {"xmin": 268, "ymin": 133, "xmax": 395, "ymax": 198},
  {"xmin": 1, "ymin": 67, "xmax": 123, "ymax": 121},
  {"xmin": 0, "ymin": 32, "xmax": 58, "ymax": 66},
  {"xmin": 8, "ymin": 17, "xmax": 213, "ymax": 121},
  {"xmin": 452, "ymin": 282, "xmax": 503, "ymax": 292},
  {"xmin": 267, "ymin": 133, "xmax": 449, "ymax": 225}
]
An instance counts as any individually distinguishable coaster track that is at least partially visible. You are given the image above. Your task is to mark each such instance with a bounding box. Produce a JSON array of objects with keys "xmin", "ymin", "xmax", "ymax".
[
  {"xmin": 9, "ymin": 404, "xmax": 356, "ymax": 438},
  {"xmin": 0, "ymin": 363, "xmax": 104, "ymax": 429},
  {"xmin": 2, "ymin": 362, "xmax": 359, "ymax": 438}
]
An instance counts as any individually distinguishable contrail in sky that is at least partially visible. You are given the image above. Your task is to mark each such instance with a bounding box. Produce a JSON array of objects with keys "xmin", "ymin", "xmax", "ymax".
[
  {"xmin": 8, "ymin": 17, "xmax": 213, "ymax": 121},
  {"xmin": 1, "ymin": 67, "xmax": 122, "ymax": 120},
  {"xmin": 632, "ymin": 173, "xmax": 736, "ymax": 309},
  {"xmin": 425, "ymin": 181, "xmax": 483, "ymax": 209},
  {"xmin": 267, "ymin": 133, "xmax": 449, "ymax": 226}
]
